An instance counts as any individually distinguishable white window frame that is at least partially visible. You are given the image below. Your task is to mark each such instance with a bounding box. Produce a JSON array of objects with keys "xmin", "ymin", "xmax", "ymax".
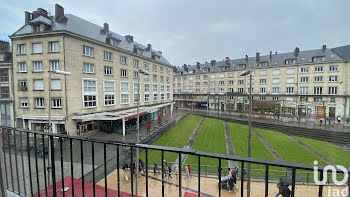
[
  {"xmin": 259, "ymin": 70, "xmax": 267, "ymax": 76},
  {"xmin": 300, "ymin": 87, "xmax": 308, "ymax": 95},
  {"xmin": 120, "ymin": 69, "xmax": 127, "ymax": 77},
  {"xmin": 314, "ymin": 87, "xmax": 323, "ymax": 95},
  {"xmin": 329, "ymin": 76, "xmax": 338, "ymax": 82},
  {"xmin": 83, "ymin": 45, "xmax": 94, "ymax": 57},
  {"xmin": 314, "ymin": 66, "xmax": 323, "ymax": 72},
  {"xmin": 50, "ymin": 60, "xmax": 60, "ymax": 71},
  {"xmin": 272, "ymin": 78, "xmax": 280, "ymax": 84},
  {"xmin": 133, "ymin": 59, "xmax": 139, "ymax": 67},
  {"xmin": 300, "ymin": 67, "xmax": 309, "ymax": 73},
  {"xmin": 33, "ymin": 61, "xmax": 43, "ymax": 72},
  {"xmin": 328, "ymin": 87, "xmax": 338, "ymax": 95},
  {"xmin": 35, "ymin": 98, "xmax": 45, "ymax": 108},
  {"xmin": 83, "ymin": 63, "xmax": 94, "ymax": 73},
  {"xmin": 104, "ymin": 80, "xmax": 116, "ymax": 106},
  {"xmin": 34, "ymin": 79, "xmax": 44, "ymax": 90},
  {"xmin": 49, "ymin": 41, "xmax": 59, "ymax": 52},
  {"xmin": 18, "ymin": 62, "xmax": 27, "ymax": 72},
  {"xmin": 20, "ymin": 98, "xmax": 29, "ymax": 108},
  {"xmin": 286, "ymin": 78, "xmax": 295, "ymax": 84},
  {"xmin": 329, "ymin": 65, "xmax": 339, "ymax": 72},
  {"xmin": 286, "ymin": 87, "xmax": 294, "ymax": 94},
  {"xmin": 32, "ymin": 43, "xmax": 42, "ymax": 54},
  {"xmin": 18, "ymin": 44, "xmax": 26, "ymax": 55},
  {"xmin": 51, "ymin": 79, "xmax": 61, "ymax": 90},
  {"xmin": 104, "ymin": 51, "xmax": 112, "ymax": 61},
  {"xmin": 104, "ymin": 66, "xmax": 112, "ymax": 75},
  {"xmin": 133, "ymin": 82, "xmax": 141, "ymax": 103},
  {"xmin": 153, "ymin": 84, "xmax": 158, "ymax": 101},
  {"xmin": 259, "ymin": 88, "xmax": 266, "ymax": 94},
  {"xmin": 272, "ymin": 69, "xmax": 280, "ymax": 75},
  {"xmin": 286, "ymin": 68, "xmax": 295, "ymax": 75},
  {"xmin": 166, "ymin": 85, "xmax": 170, "ymax": 99},
  {"xmin": 144, "ymin": 83, "xmax": 150, "ymax": 102},
  {"xmin": 272, "ymin": 87, "xmax": 280, "ymax": 94},
  {"xmin": 51, "ymin": 98, "xmax": 62, "ymax": 108},
  {"xmin": 82, "ymin": 78, "xmax": 98, "ymax": 108},
  {"xmin": 120, "ymin": 81, "xmax": 130, "ymax": 104}
]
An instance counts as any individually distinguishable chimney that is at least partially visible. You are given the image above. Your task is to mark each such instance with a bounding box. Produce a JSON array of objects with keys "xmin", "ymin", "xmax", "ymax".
[
  {"xmin": 55, "ymin": 4, "xmax": 64, "ymax": 22},
  {"xmin": 173, "ymin": 66, "xmax": 178, "ymax": 73},
  {"xmin": 256, "ymin": 52, "xmax": 260, "ymax": 63},
  {"xmin": 103, "ymin": 23, "xmax": 109, "ymax": 33},
  {"xmin": 211, "ymin": 60, "xmax": 216, "ymax": 66},
  {"xmin": 125, "ymin": 35, "xmax": 133, "ymax": 42},
  {"xmin": 158, "ymin": 51, "xmax": 162, "ymax": 55},
  {"xmin": 245, "ymin": 55, "xmax": 248, "ymax": 62},
  {"xmin": 183, "ymin": 64, "xmax": 188, "ymax": 72},
  {"xmin": 147, "ymin": 44, "xmax": 152, "ymax": 51},
  {"xmin": 294, "ymin": 47, "xmax": 300, "ymax": 57},
  {"xmin": 25, "ymin": 11, "xmax": 30, "ymax": 24},
  {"xmin": 196, "ymin": 62, "xmax": 200, "ymax": 69},
  {"xmin": 275, "ymin": 52, "xmax": 277, "ymax": 55},
  {"xmin": 322, "ymin": 45, "xmax": 326, "ymax": 51},
  {"xmin": 269, "ymin": 51, "xmax": 272, "ymax": 60},
  {"xmin": 225, "ymin": 57, "xmax": 230, "ymax": 65}
]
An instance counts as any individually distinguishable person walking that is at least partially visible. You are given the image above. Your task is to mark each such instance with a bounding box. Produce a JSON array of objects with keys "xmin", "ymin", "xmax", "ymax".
[{"xmin": 185, "ymin": 163, "xmax": 191, "ymax": 180}]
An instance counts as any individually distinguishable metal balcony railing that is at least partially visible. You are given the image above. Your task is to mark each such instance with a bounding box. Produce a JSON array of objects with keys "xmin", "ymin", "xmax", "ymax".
[{"xmin": 0, "ymin": 126, "xmax": 349, "ymax": 197}]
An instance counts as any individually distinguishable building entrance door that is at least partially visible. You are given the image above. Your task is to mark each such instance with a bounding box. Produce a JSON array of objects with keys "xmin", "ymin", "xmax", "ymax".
[{"xmin": 329, "ymin": 107, "xmax": 336, "ymax": 119}]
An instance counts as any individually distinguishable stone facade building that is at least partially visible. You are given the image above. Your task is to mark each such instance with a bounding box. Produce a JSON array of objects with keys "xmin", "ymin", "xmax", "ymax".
[
  {"xmin": 10, "ymin": 4, "xmax": 174, "ymax": 135},
  {"xmin": 174, "ymin": 45, "xmax": 350, "ymax": 123}
]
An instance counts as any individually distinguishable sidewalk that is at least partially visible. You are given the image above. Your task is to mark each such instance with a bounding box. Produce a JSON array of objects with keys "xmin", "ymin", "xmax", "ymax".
[{"xmin": 190, "ymin": 108, "xmax": 350, "ymax": 133}]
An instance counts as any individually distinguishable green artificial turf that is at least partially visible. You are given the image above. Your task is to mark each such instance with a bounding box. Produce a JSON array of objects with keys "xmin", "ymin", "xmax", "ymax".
[
  {"xmin": 140, "ymin": 114, "xmax": 202, "ymax": 165},
  {"xmin": 186, "ymin": 118, "xmax": 227, "ymax": 169},
  {"xmin": 228, "ymin": 123, "xmax": 285, "ymax": 178},
  {"xmin": 295, "ymin": 136, "xmax": 350, "ymax": 167}
]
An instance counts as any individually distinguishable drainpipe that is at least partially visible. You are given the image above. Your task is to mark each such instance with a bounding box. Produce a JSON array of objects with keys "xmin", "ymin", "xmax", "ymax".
[{"xmin": 63, "ymin": 35, "xmax": 69, "ymax": 134}]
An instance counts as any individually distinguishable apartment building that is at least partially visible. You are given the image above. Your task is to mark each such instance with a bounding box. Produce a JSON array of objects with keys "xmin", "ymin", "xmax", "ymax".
[
  {"xmin": 10, "ymin": 5, "xmax": 173, "ymax": 135},
  {"xmin": 174, "ymin": 45, "xmax": 350, "ymax": 122},
  {"xmin": 0, "ymin": 41, "xmax": 14, "ymax": 127}
]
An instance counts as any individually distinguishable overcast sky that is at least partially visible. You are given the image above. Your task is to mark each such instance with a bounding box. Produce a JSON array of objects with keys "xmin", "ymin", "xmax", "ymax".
[{"xmin": 1, "ymin": 0, "xmax": 349, "ymax": 66}]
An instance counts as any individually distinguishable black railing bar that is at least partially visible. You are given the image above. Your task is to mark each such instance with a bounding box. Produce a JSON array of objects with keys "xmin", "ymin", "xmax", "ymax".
[
  {"xmin": 218, "ymin": 158, "xmax": 221, "ymax": 197},
  {"xmin": 50, "ymin": 136, "xmax": 57, "ymax": 197},
  {"xmin": 116, "ymin": 145, "xmax": 120, "ymax": 197},
  {"xmin": 104, "ymin": 143, "xmax": 107, "ymax": 197},
  {"xmin": 70, "ymin": 138, "xmax": 75, "ymax": 197},
  {"xmin": 145, "ymin": 148, "xmax": 148, "ymax": 197},
  {"xmin": 178, "ymin": 152, "xmax": 182, "ymax": 197},
  {"xmin": 13, "ymin": 128, "xmax": 21, "ymax": 194},
  {"xmin": 161, "ymin": 150, "xmax": 164, "ymax": 197},
  {"xmin": 34, "ymin": 133, "xmax": 40, "ymax": 197},
  {"xmin": 7, "ymin": 129, "xmax": 14, "ymax": 191},
  {"xmin": 60, "ymin": 137, "xmax": 65, "ymax": 197},
  {"xmin": 20, "ymin": 131, "xmax": 27, "ymax": 196},
  {"xmin": 0, "ymin": 149, "xmax": 5, "ymax": 197},
  {"xmin": 41, "ymin": 134, "xmax": 48, "ymax": 197},
  {"xmin": 92, "ymin": 141, "xmax": 96, "ymax": 197},
  {"xmin": 130, "ymin": 147, "xmax": 134, "ymax": 197},
  {"xmin": 80, "ymin": 140, "xmax": 85, "ymax": 197},
  {"xmin": 27, "ymin": 133, "xmax": 33, "ymax": 196}
]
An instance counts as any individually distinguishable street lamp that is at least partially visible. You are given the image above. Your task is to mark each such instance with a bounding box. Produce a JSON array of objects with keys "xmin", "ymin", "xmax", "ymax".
[
  {"xmin": 136, "ymin": 69, "xmax": 149, "ymax": 195},
  {"xmin": 47, "ymin": 69, "xmax": 71, "ymax": 187},
  {"xmin": 239, "ymin": 69, "xmax": 252, "ymax": 197}
]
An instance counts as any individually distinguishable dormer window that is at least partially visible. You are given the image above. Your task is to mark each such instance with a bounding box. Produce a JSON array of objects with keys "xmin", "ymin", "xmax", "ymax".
[
  {"xmin": 112, "ymin": 39, "xmax": 119, "ymax": 47},
  {"xmin": 258, "ymin": 61, "xmax": 268, "ymax": 67},
  {"xmin": 203, "ymin": 68, "xmax": 209, "ymax": 72},
  {"xmin": 312, "ymin": 56, "xmax": 325, "ymax": 62},
  {"xmin": 285, "ymin": 59, "xmax": 296, "ymax": 65},
  {"xmin": 238, "ymin": 64, "xmax": 246, "ymax": 69},
  {"xmin": 33, "ymin": 24, "xmax": 40, "ymax": 32},
  {"xmin": 189, "ymin": 70, "xmax": 193, "ymax": 74},
  {"xmin": 219, "ymin": 67, "xmax": 226, "ymax": 71}
]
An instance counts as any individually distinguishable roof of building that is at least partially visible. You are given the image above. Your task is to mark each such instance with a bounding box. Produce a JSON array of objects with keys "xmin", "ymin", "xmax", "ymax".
[
  {"xmin": 175, "ymin": 45, "xmax": 350, "ymax": 75},
  {"xmin": 13, "ymin": 14, "xmax": 171, "ymax": 66}
]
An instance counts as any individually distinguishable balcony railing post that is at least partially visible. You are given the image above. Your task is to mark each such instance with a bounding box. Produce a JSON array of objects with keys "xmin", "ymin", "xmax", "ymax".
[
  {"xmin": 241, "ymin": 161, "xmax": 244, "ymax": 197},
  {"xmin": 104, "ymin": 143, "xmax": 107, "ymax": 197},
  {"xmin": 178, "ymin": 152, "xmax": 182, "ymax": 197},
  {"xmin": 20, "ymin": 131, "xmax": 27, "ymax": 196},
  {"xmin": 161, "ymin": 150, "xmax": 165, "ymax": 197},
  {"xmin": 0, "ymin": 130, "xmax": 5, "ymax": 197},
  {"xmin": 69, "ymin": 138, "xmax": 75, "ymax": 197},
  {"xmin": 91, "ymin": 141, "xmax": 96, "ymax": 197},
  {"xmin": 42, "ymin": 135, "xmax": 48, "ymax": 197},
  {"xmin": 198, "ymin": 155, "xmax": 200, "ymax": 197},
  {"xmin": 291, "ymin": 168, "xmax": 296, "ymax": 197},
  {"xmin": 117, "ymin": 145, "xmax": 120, "ymax": 197},
  {"xmin": 130, "ymin": 146, "xmax": 134, "ymax": 196},
  {"xmin": 34, "ymin": 133, "xmax": 40, "ymax": 197},
  {"xmin": 80, "ymin": 140, "xmax": 85, "ymax": 197},
  {"xmin": 146, "ymin": 149, "xmax": 148, "ymax": 197},
  {"xmin": 50, "ymin": 135, "xmax": 56, "ymax": 196},
  {"xmin": 13, "ymin": 129, "xmax": 20, "ymax": 194},
  {"xmin": 318, "ymin": 170, "xmax": 323, "ymax": 197},
  {"xmin": 7, "ymin": 129, "xmax": 14, "ymax": 191},
  {"xmin": 59, "ymin": 137, "xmax": 65, "ymax": 197},
  {"xmin": 218, "ymin": 158, "xmax": 221, "ymax": 197},
  {"xmin": 27, "ymin": 133, "xmax": 33, "ymax": 196},
  {"xmin": 265, "ymin": 165, "xmax": 269, "ymax": 197}
]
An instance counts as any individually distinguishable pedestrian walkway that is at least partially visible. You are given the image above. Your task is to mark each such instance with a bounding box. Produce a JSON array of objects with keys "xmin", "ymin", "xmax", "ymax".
[{"xmin": 223, "ymin": 121, "xmax": 238, "ymax": 169}]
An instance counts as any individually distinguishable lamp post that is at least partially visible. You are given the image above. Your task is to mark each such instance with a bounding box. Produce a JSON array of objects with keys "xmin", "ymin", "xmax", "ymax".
[
  {"xmin": 47, "ymin": 69, "xmax": 71, "ymax": 187},
  {"xmin": 239, "ymin": 69, "xmax": 252, "ymax": 197},
  {"xmin": 136, "ymin": 69, "xmax": 149, "ymax": 195}
]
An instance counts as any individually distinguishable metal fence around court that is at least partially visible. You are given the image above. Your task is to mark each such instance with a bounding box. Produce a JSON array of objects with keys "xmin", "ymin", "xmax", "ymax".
[{"xmin": 0, "ymin": 126, "xmax": 349, "ymax": 197}]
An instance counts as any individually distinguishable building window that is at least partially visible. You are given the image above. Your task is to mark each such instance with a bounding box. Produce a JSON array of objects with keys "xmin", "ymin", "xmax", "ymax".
[
  {"xmin": 210, "ymin": 75, "xmax": 216, "ymax": 79},
  {"xmin": 219, "ymin": 81, "xmax": 224, "ymax": 85},
  {"xmin": 166, "ymin": 77, "xmax": 170, "ymax": 83},
  {"xmin": 18, "ymin": 44, "xmax": 26, "ymax": 55},
  {"xmin": 286, "ymin": 68, "xmax": 295, "ymax": 75},
  {"xmin": 18, "ymin": 62, "xmax": 27, "ymax": 72},
  {"xmin": 49, "ymin": 41, "xmax": 59, "ymax": 52},
  {"xmin": 153, "ymin": 84, "xmax": 158, "ymax": 100},
  {"xmin": 314, "ymin": 97, "xmax": 323, "ymax": 102},
  {"xmin": 272, "ymin": 78, "xmax": 280, "ymax": 84},
  {"xmin": 34, "ymin": 79, "xmax": 44, "ymax": 90},
  {"xmin": 83, "ymin": 79, "xmax": 97, "ymax": 108},
  {"xmin": 35, "ymin": 98, "xmax": 45, "ymax": 108},
  {"xmin": 160, "ymin": 67, "xmax": 164, "ymax": 73},
  {"xmin": 103, "ymin": 81, "xmax": 115, "ymax": 106},
  {"xmin": 247, "ymin": 88, "xmax": 254, "ymax": 94},
  {"xmin": 238, "ymin": 80, "xmax": 244, "ymax": 85},
  {"xmin": 152, "ymin": 65, "xmax": 157, "ymax": 72},
  {"xmin": 160, "ymin": 76, "xmax": 164, "ymax": 82},
  {"xmin": 51, "ymin": 79, "xmax": 61, "ymax": 90},
  {"xmin": 328, "ymin": 87, "xmax": 338, "ymax": 95},
  {"xmin": 273, "ymin": 97, "xmax": 279, "ymax": 101},
  {"xmin": 153, "ymin": 74, "xmax": 157, "ymax": 82},
  {"xmin": 300, "ymin": 87, "xmax": 308, "ymax": 95},
  {"xmin": 260, "ymin": 79, "xmax": 266, "ymax": 84},
  {"xmin": 133, "ymin": 83, "xmax": 141, "ymax": 103},
  {"xmin": 33, "ymin": 61, "xmax": 43, "ymax": 72},
  {"xmin": 286, "ymin": 78, "xmax": 294, "ymax": 84},
  {"xmin": 104, "ymin": 51, "xmax": 112, "ymax": 61},
  {"xmin": 314, "ymin": 87, "xmax": 323, "ymax": 95},
  {"xmin": 203, "ymin": 75, "xmax": 208, "ymax": 79},
  {"xmin": 300, "ymin": 97, "xmax": 308, "ymax": 102},
  {"xmin": 219, "ymin": 88, "xmax": 224, "ymax": 94},
  {"xmin": 120, "ymin": 82, "xmax": 129, "ymax": 104},
  {"xmin": 144, "ymin": 62, "xmax": 149, "ymax": 70},
  {"xmin": 312, "ymin": 56, "xmax": 325, "ymax": 62},
  {"xmin": 189, "ymin": 76, "xmax": 193, "ymax": 81},
  {"xmin": 0, "ymin": 54, "xmax": 3, "ymax": 61},
  {"xmin": 33, "ymin": 24, "xmax": 40, "ymax": 32},
  {"xmin": 83, "ymin": 45, "xmax": 94, "ymax": 57},
  {"xmin": 260, "ymin": 97, "xmax": 266, "ymax": 101},
  {"xmin": 203, "ymin": 82, "xmax": 208, "ymax": 86},
  {"xmin": 300, "ymin": 77, "xmax": 309, "ymax": 83},
  {"xmin": 20, "ymin": 98, "xmax": 29, "ymax": 108},
  {"xmin": 120, "ymin": 69, "xmax": 127, "ymax": 77},
  {"xmin": 18, "ymin": 80, "xmax": 27, "ymax": 91},
  {"xmin": 219, "ymin": 74, "xmax": 225, "ymax": 78},
  {"xmin": 259, "ymin": 70, "xmax": 267, "ymax": 76},
  {"xmin": 0, "ymin": 87, "xmax": 9, "ymax": 99},
  {"xmin": 189, "ymin": 82, "xmax": 193, "ymax": 87},
  {"xmin": 32, "ymin": 43, "xmax": 42, "ymax": 54},
  {"xmin": 210, "ymin": 81, "xmax": 215, "ymax": 86},
  {"xmin": 196, "ymin": 76, "xmax": 200, "ymax": 80},
  {"xmin": 104, "ymin": 66, "xmax": 112, "ymax": 75},
  {"xmin": 160, "ymin": 85, "xmax": 165, "ymax": 100},
  {"xmin": 228, "ymin": 88, "xmax": 234, "ymax": 92},
  {"xmin": 195, "ymin": 89, "xmax": 200, "ymax": 93},
  {"xmin": 285, "ymin": 59, "xmax": 296, "ymax": 65},
  {"xmin": 210, "ymin": 88, "xmax": 216, "ymax": 94},
  {"xmin": 238, "ymin": 88, "xmax": 243, "ymax": 93},
  {"xmin": 330, "ymin": 97, "xmax": 336, "ymax": 103},
  {"xmin": 195, "ymin": 82, "xmax": 200, "ymax": 86},
  {"xmin": 228, "ymin": 80, "xmax": 234, "ymax": 85},
  {"xmin": 329, "ymin": 65, "xmax": 339, "ymax": 72},
  {"xmin": 329, "ymin": 76, "xmax": 338, "ymax": 82},
  {"xmin": 133, "ymin": 59, "xmax": 139, "ymax": 67},
  {"xmin": 133, "ymin": 71, "xmax": 139, "ymax": 79},
  {"xmin": 83, "ymin": 63, "xmax": 94, "ymax": 73},
  {"xmin": 144, "ymin": 74, "xmax": 149, "ymax": 81},
  {"xmin": 314, "ymin": 66, "xmax": 323, "ymax": 72},
  {"xmin": 259, "ymin": 88, "xmax": 266, "ymax": 94},
  {"xmin": 258, "ymin": 62, "xmax": 268, "ymax": 67},
  {"xmin": 228, "ymin": 73, "xmax": 234, "ymax": 78},
  {"xmin": 120, "ymin": 56, "xmax": 127, "ymax": 64},
  {"xmin": 272, "ymin": 69, "xmax": 280, "ymax": 75},
  {"xmin": 144, "ymin": 84, "xmax": 150, "ymax": 102},
  {"xmin": 272, "ymin": 87, "xmax": 279, "ymax": 94},
  {"xmin": 300, "ymin": 67, "xmax": 309, "ymax": 73},
  {"xmin": 50, "ymin": 60, "xmax": 60, "ymax": 71},
  {"xmin": 286, "ymin": 87, "xmax": 294, "ymax": 94},
  {"xmin": 52, "ymin": 98, "xmax": 62, "ymax": 108},
  {"xmin": 314, "ymin": 76, "xmax": 323, "ymax": 82}
]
